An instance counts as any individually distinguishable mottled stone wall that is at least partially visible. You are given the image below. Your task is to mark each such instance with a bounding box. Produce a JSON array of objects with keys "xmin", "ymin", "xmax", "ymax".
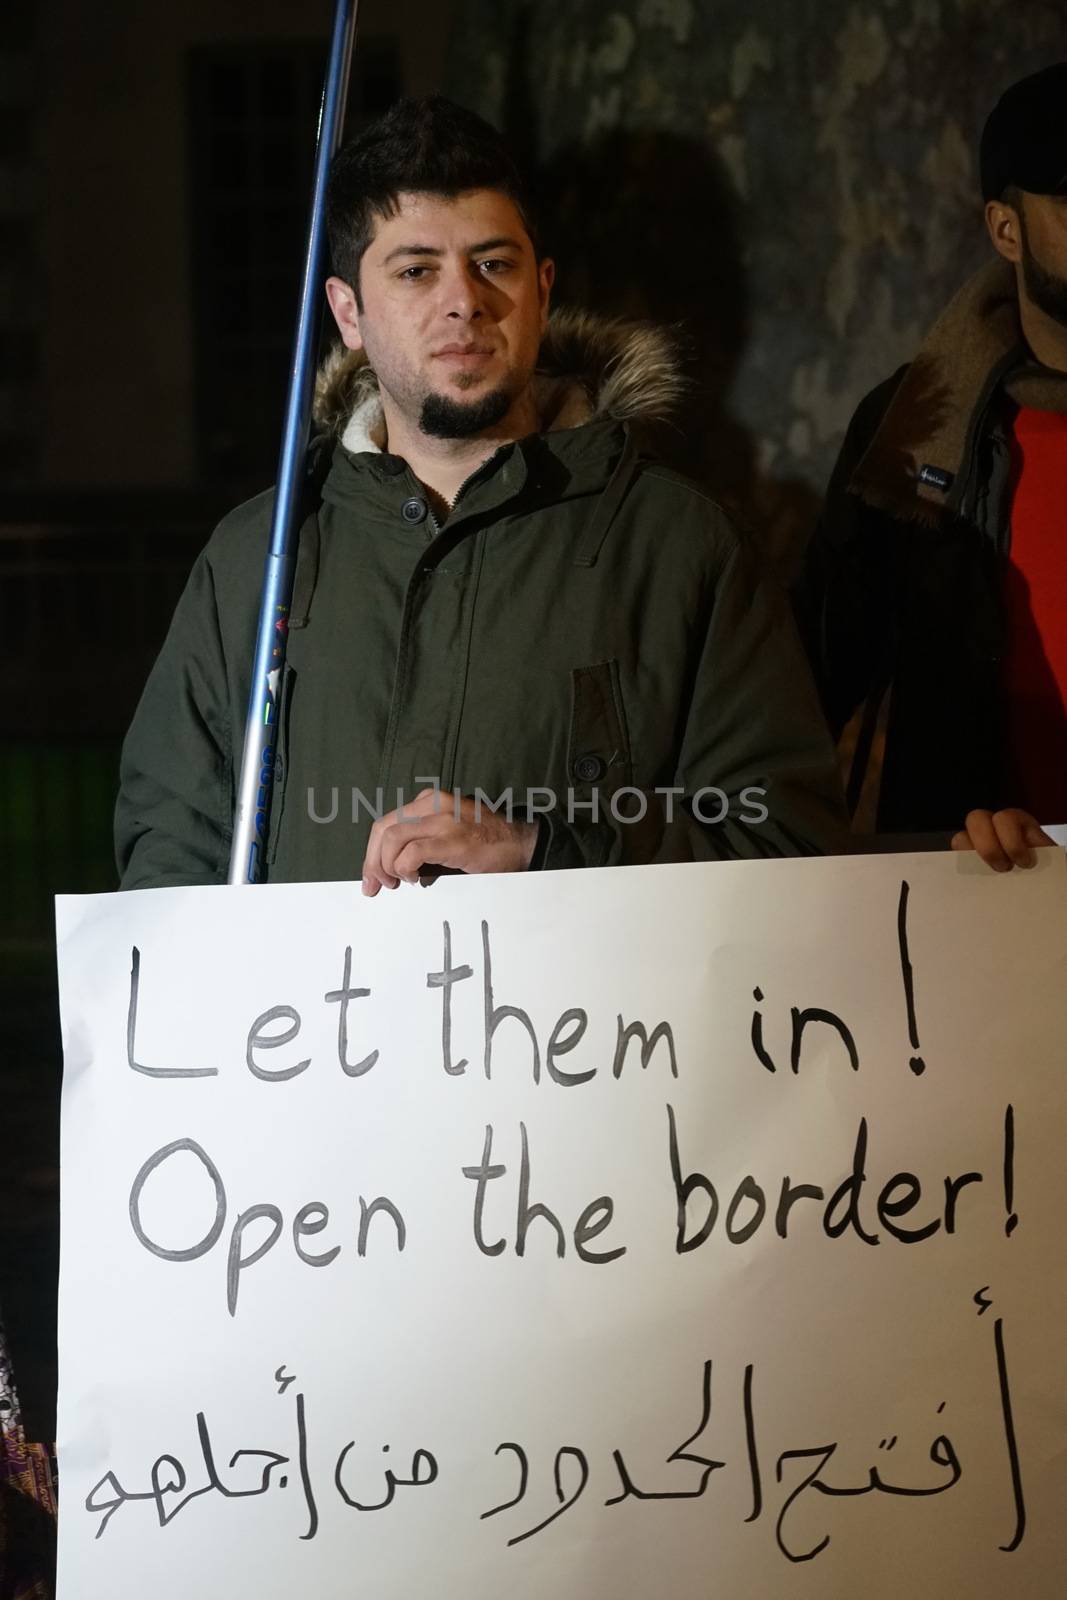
[{"xmin": 445, "ymin": 0, "xmax": 1063, "ymax": 564}]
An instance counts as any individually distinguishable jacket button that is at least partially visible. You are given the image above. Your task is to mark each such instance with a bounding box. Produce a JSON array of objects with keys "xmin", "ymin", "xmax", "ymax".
[
  {"xmin": 573, "ymin": 753, "xmax": 605, "ymax": 783},
  {"xmin": 401, "ymin": 496, "xmax": 427, "ymax": 524}
]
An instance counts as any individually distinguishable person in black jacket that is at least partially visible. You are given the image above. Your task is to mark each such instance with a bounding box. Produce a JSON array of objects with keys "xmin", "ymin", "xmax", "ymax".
[{"xmin": 798, "ymin": 63, "xmax": 1067, "ymax": 872}]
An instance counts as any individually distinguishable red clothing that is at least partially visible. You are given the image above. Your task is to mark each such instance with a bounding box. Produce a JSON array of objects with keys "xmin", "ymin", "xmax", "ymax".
[{"xmin": 1003, "ymin": 406, "xmax": 1067, "ymax": 822}]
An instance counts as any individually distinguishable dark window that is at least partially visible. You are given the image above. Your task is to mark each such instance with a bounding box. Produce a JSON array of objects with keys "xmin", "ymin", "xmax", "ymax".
[{"xmin": 188, "ymin": 37, "xmax": 401, "ymax": 494}]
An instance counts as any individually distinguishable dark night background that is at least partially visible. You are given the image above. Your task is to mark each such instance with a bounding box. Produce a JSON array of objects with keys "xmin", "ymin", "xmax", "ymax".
[{"xmin": 0, "ymin": 0, "xmax": 1062, "ymax": 1488}]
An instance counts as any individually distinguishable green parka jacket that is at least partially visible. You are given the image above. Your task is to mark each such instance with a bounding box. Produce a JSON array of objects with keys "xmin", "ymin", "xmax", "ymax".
[{"xmin": 116, "ymin": 311, "xmax": 845, "ymax": 887}]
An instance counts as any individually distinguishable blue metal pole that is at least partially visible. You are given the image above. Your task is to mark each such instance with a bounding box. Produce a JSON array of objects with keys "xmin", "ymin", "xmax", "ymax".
[{"xmin": 228, "ymin": 0, "xmax": 358, "ymax": 884}]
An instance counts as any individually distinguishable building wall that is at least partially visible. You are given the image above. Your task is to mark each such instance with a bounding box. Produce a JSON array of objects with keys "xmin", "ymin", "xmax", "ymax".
[
  {"xmin": 34, "ymin": 0, "xmax": 454, "ymax": 492},
  {"xmin": 444, "ymin": 0, "xmax": 1064, "ymax": 562},
  {"xmin": 0, "ymin": 2, "xmax": 44, "ymax": 481}
]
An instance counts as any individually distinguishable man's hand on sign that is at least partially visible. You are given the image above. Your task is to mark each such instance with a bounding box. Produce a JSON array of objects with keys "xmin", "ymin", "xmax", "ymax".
[
  {"xmin": 361, "ymin": 788, "xmax": 539, "ymax": 896},
  {"xmin": 950, "ymin": 807, "xmax": 1056, "ymax": 871}
]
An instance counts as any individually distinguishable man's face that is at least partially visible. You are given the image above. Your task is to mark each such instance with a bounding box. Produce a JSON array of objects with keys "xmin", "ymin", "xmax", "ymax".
[
  {"xmin": 327, "ymin": 189, "xmax": 553, "ymax": 440},
  {"xmin": 1016, "ymin": 193, "xmax": 1067, "ymax": 330}
]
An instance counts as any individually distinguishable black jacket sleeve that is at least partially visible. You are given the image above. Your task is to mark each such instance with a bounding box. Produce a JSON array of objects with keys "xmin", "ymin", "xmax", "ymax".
[
  {"xmin": 115, "ymin": 548, "xmax": 234, "ymax": 888},
  {"xmin": 793, "ymin": 369, "xmax": 907, "ymax": 741}
]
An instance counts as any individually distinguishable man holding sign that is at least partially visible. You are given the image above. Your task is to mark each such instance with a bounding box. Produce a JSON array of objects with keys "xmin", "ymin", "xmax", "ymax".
[
  {"xmin": 116, "ymin": 96, "xmax": 842, "ymax": 890},
  {"xmin": 65, "ymin": 99, "xmax": 1067, "ymax": 1600},
  {"xmin": 798, "ymin": 64, "xmax": 1067, "ymax": 868}
]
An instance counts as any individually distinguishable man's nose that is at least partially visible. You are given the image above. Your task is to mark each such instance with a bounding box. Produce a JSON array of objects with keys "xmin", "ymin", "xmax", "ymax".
[{"xmin": 441, "ymin": 265, "xmax": 485, "ymax": 320}]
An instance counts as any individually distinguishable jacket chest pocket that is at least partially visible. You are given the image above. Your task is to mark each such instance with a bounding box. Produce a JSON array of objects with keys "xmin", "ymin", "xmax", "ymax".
[{"xmin": 567, "ymin": 660, "xmax": 633, "ymax": 799}]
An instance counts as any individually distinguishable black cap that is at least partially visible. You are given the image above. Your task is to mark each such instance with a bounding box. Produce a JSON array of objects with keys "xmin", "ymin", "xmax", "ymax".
[{"xmin": 980, "ymin": 63, "xmax": 1067, "ymax": 202}]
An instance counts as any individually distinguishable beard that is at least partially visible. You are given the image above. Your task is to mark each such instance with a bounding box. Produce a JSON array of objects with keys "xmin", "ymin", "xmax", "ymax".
[
  {"xmin": 418, "ymin": 381, "xmax": 515, "ymax": 439},
  {"xmin": 1019, "ymin": 212, "xmax": 1067, "ymax": 331}
]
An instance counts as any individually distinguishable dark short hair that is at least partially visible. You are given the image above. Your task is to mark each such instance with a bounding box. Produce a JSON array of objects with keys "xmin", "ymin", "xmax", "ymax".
[{"xmin": 326, "ymin": 95, "xmax": 540, "ymax": 300}]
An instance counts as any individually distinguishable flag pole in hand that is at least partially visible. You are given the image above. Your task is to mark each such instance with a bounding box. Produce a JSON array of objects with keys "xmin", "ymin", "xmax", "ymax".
[{"xmin": 228, "ymin": 0, "xmax": 359, "ymax": 884}]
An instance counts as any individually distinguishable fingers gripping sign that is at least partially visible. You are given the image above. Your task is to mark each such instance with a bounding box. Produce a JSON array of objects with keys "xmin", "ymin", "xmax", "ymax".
[
  {"xmin": 360, "ymin": 788, "xmax": 539, "ymax": 896},
  {"xmin": 950, "ymin": 808, "xmax": 1057, "ymax": 872}
]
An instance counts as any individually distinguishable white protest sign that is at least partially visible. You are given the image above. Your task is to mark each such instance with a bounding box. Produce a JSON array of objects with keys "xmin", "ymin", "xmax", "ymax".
[{"xmin": 56, "ymin": 851, "xmax": 1067, "ymax": 1598}]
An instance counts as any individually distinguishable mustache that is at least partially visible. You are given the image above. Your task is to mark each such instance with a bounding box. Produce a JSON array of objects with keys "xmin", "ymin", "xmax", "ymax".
[{"xmin": 430, "ymin": 343, "xmax": 496, "ymax": 355}]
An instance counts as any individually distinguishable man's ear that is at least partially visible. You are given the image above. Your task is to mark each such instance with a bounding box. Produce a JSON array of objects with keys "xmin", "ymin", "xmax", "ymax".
[
  {"xmin": 985, "ymin": 198, "xmax": 1023, "ymax": 265},
  {"xmin": 538, "ymin": 256, "xmax": 555, "ymax": 327},
  {"xmin": 325, "ymin": 276, "xmax": 364, "ymax": 352}
]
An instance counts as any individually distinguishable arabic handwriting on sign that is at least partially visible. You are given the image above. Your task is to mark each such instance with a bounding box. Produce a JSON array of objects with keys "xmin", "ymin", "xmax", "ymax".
[
  {"xmin": 773, "ymin": 1426, "xmax": 963, "ymax": 1564},
  {"xmin": 742, "ymin": 1362, "xmax": 762, "ymax": 1524},
  {"xmin": 769, "ymin": 1300, "xmax": 1025, "ymax": 1565},
  {"xmin": 480, "ymin": 1443, "xmax": 528, "ymax": 1520},
  {"xmin": 334, "ymin": 1442, "xmax": 439, "ymax": 1511},
  {"xmin": 84, "ymin": 1375, "xmax": 310, "ymax": 1541},
  {"xmin": 605, "ymin": 1358, "xmax": 725, "ymax": 1505},
  {"xmin": 294, "ymin": 1389, "xmax": 319, "ymax": 1541},
  {"xmin": 812, "ymin": 1429, "xmax": 963, "ymax": 1501},
  {"xmin": 506, "ymin": 1448, "xmax": 591, "ymax": 1548},
  {"xmin": 479, "ymin": 1359, "xmax": 724, "ymax": 1550},
  {"xmin": 84, "ymin": 1308, "xmax": 1026, "ymax": 1564},
  {"xmin": 993, "ymin": 1314, "xmax": 1026, "ymax": 1554},
  {"xmin": 482, "ymin": 1441, "xmax": 593, "ymax": 1546},
  {"xmin": 84, "ymin": 1413, "xmax": 288, "ymax": 1539}
]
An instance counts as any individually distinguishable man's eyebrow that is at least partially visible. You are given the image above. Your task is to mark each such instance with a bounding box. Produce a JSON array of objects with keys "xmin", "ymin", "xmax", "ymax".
[
  {"xmin": 381, "ymin": 236, "xmax": 525, "ymax": 265},
  {"xmin": 465, "ymin": 236, "xmax": 524, "ymax": 254},
  {"xmin": 382, "ymin": 244, "xmax": 443, "ymax": 264}
]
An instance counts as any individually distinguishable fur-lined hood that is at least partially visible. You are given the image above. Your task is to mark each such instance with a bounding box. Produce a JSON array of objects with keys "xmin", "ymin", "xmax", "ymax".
[
  {"xmin": 848, "ymin": 259, "xmax": 1067, "ymax": 527},
  {"xmin": 313, "ymin": 308, "xmax": 685, "ymax": 454}
]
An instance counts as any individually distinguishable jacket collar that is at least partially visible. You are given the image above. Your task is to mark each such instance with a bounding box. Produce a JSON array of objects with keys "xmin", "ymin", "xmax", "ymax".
[
  {"xmin": 848, "ymin": 261, "xmax": 1067, "ymax": 527},
  {"xmin": 312, "ymin": 307, "xmax": 686, "ymax": 454},
  {"xmin": 848, "ymin": 260, "xmax": 1025, "ymax": 527}
]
